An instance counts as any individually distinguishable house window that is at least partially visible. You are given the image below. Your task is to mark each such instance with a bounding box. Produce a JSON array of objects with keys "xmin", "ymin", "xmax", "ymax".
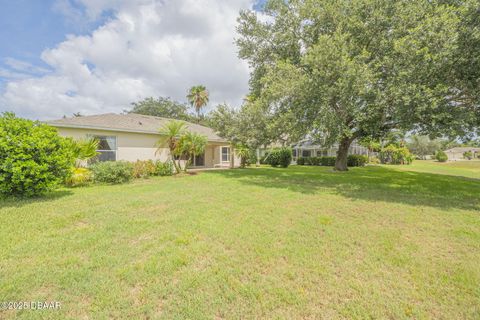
[
  {"xmin": 221, "ymin": 147, "xmax": 230, "ymax": 162},
  {"xmin": 292, "ymin": 149, "xmax": 297, "ymax": 157},
  {"xmin": 94, "ymin": 135, "xmax": 117, "ymax": 161},
  {"xmin": 302, "ymin": 150, "xmax": 311, "ymax": 157}
]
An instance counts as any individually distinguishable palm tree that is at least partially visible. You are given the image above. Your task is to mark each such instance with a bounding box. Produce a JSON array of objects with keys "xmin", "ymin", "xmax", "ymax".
[
  {"xmin": 70, "ymin": 137, "xmax": 99, "ymax": 167},
  {"xmin": 157, "ymin": 120, "xmax": 187, "ymax": 173},
  {"xmin": 177, "ymin": 132, "xmax": 207, "ymax": 172},
  {"xmin": 235, "ymin": 145, "xmax": 251, "ymax": 168},
  {"xmin": 187, "ymin": 85, "xmax": 209, "ymax": 120}
]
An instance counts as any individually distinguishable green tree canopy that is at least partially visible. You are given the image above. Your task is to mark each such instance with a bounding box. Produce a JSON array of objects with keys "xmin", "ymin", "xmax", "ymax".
[
  {"xmin": 236, "ymin": 0, "xmax": 480, "ymax": 170},
  {"xmin": 208, "ymin": 102, "xmax": 279, "ymax": 150},
  {"xmin": 407, "ymin": 135, "xmax": 442, "ymax": 159},
  {"xmin": 128, "ymin": 97, "xmax": 193, "ymax": 121}
]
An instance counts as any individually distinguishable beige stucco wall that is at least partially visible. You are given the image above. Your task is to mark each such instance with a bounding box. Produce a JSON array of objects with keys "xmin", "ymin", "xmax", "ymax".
[
  {"xmin": 210, "ymin": 144, "xmax": 241, "ymax": 167},
  {"xmin": 57, "ymin": 127, "xmax": 168, "ymax": 162},
  {"xmin": 446, "ymin": 152, "xmax": 463, "ymax": 161},
  {"xmin": 55, "ymin": 127, "xmax": 240, "ymax": 167}
]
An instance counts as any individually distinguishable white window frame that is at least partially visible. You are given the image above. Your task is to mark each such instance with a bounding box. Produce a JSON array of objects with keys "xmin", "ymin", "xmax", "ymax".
[
  {"xmin": 221, "ymin": 146, "xmax": 230, "ymax": 162},
  {"xmin": 90, "ymin": 135, "xmax": 117, "ymax": 161}
]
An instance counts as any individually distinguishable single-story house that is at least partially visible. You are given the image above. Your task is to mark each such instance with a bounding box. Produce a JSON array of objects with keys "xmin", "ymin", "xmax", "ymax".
[
  {"xmin": 290, "ymin": 139, "xmax": 370, "ymax": 160},
  {"xmin": 46, "ymin": 113, "xmax": 240, "ymax": 168},
  {"xmin": 444, "ymin": 147, "xmax": 480, "ymax": 161}
]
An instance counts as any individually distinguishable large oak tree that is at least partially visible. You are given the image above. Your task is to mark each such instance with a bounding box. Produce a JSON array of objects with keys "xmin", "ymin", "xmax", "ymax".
[{"xmin": 236, "ymin": 0, "xmax": 480, "ymax": 170}]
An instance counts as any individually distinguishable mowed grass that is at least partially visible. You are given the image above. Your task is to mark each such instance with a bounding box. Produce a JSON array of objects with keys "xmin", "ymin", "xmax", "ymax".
[
  {"xmin": 0, "ymin": 161, "xmax": 479, "ymax": 319},
  {"xmin": 393, "ymin": 159, "xmax": 480, "ymax": 179}
]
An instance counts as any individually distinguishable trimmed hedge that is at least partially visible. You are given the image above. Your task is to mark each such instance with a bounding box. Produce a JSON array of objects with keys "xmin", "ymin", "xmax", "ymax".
[
  {"xmin": 296, "ymin": 155, "xmax": 368, "ymax": 167},
  {"xmin": 264, "ymin": 147, "xmax": 292, "ymax": 168},
  {"xmin": 321, "ymin": 156, "xmax": 337, "ymax": 166},
  {"xmin": 347, "ymin": 155, "xmax": 368, "ymax": 167}
]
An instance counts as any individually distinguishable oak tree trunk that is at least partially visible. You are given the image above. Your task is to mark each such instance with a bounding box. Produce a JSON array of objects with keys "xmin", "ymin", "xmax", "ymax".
[{"xmin": 334, "ymin": 137, "xmax": 353, "ymax": 171}]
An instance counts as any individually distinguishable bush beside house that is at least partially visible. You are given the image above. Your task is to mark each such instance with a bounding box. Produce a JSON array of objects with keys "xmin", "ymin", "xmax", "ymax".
[
  {"xmin": 435, "ymin": 150, "xmax": 448, "ymax": 162},
  {"xmin": 155, "ymin": 161, "xmax": 174, "ymax": 176},
  {"xmin": 132, "ymin": 160, "xmax": 156, "ymax": 178},
  {"xmin": 264, "ymin": 147, "xmax": 292, "ymax": 168},
  {"xmin": 0, "ymin": 113, "xmax": 75, "ymax": 197},
  {"xmin": 379, "ymin": 145, "xmax": 414, "ymax": 165},
  {"xmin": 89, "ymin": 160, "xmax": 174, "ymax": 184},
  {"xmin": 297, "ymin": 155, "xmax": 368, "ymax": 167},
  {"xmin": 90, "ymin": 161, "xmax": 134, "ymax": 184},
  {"xmin": 65, "ymin": 168, "xmax": 93, "ymax": 187},
  {"xmin": 463, "ymin": 151, "xmax": 473, "ymax": 160},
  {"xmin": 347, "ymin": 155, "xmax": 369, "ymax": 167}
]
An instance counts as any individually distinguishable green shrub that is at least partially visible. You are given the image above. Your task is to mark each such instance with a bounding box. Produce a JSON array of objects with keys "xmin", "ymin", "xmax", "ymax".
[
  {"xmin": 265, "ymin": 147, "xmax": 292, "ymax": 168},
  {"xmin": 155, "ymin": 160, "xmax": 174, "ymax": 176},
  {"xmin": 296, "ymin": 155, "xmax": 366, "ymax": 167},
  {"xmin": 259, "ymin": 154, "xmax": 269, "ymax": 164},
  {"xmin": 435, "ymin": 150, "xmax": 448, "ymax": 162},
  {"xmin": 0, "ymin": 113, "xmax": 75, "ymax": 197},
  {"xmin": 90, "ymin": 161, "xmax": 133, "ymax": 184},
  {"xmin": 246, "ymin": 150, "xmax": 258, "ymax": 166},
  {"xmin": 369, "ymin": 156, "xmax": 380, "ymax": 164},
  {"xmin": 347, "ymin": 155, "xmax": 368, "ymax": 167},
  {"xmin": 463, "ymin": 151, "xmax": 473, "ymax": 160},
  {"xmin": 379, "ymin": 145, "xmax": 414, "ymax": 165},
  {"xmin": 65, "ymin": 168, "xmax": 92, "ymax": 187},
  {"xmin": 235, "ymin": 146, "xmax": 254, "ymax": 168},
  {"xmin": 320, "ymin": 156, "xmax": 336, "ymax": 166},
  {"xmin": 310, "ymin": 157, "xmax": 321, "ymax": 166},
  {"xmin": 132, "ymin": 160, "xmax": 156, "ymax": 178}
]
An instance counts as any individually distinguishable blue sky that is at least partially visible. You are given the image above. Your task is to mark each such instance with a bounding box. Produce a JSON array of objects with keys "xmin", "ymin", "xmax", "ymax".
[
  {"xmin": 0, "ymin": 0, "xmax": 264, "ymax": 119},
  {"xmin": 0, "ymin": 0, "xmax": 113, "ymax": 86}
]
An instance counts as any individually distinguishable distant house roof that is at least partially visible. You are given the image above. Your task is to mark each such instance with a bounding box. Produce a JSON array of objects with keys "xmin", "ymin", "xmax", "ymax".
[
  {"xmin": 46, "ymin": 113, "xmax": 226, "ymax": 142},
  {"xmin": 445, "ymin": 147, "xmax": 480, "ymax": 153}
]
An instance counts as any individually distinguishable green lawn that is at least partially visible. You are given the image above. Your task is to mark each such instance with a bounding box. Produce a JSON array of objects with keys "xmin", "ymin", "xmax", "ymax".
[
  {"xmin": 1, "ymin": 161, "xmax": 479, "ymax": 319},
  {"xmin": 394, "ymin": 159, "xmax": 480, "ymax": 179}
]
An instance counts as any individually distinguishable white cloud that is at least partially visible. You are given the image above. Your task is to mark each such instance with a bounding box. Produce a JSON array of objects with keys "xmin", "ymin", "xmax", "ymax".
[
  {"xmin": 4, "ymin": 58, "xmax": 50, "ymax": 74},
  {"xmin": 0, "ymin": 0, "xmax": 252, "ymax": 120}
]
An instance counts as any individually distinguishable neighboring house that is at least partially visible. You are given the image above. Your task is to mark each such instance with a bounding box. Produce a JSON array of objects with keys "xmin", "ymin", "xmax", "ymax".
[
  {"xmin": 291, "ymin": 139, "xmax": 370, "ymax": 160},
  {"xmin": 46, "ymin": 113, "xmax": 239, "ymax": 168},
  {"xmin": 444, "ymin": 147, "xmax": 480, "ymax": 161},
  {"xmin": 257, "ymin": 139, "xmax": 370, "ymax": 163}
]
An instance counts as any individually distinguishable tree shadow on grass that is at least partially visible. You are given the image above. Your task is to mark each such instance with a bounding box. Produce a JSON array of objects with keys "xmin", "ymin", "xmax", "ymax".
[
  {"xmin": 0, "ymin": 189, "xmax": 74, "ymax": 210},
  {"xmin": 207, "ymin": 166, "xmax": 480, "ymax": 211}
]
